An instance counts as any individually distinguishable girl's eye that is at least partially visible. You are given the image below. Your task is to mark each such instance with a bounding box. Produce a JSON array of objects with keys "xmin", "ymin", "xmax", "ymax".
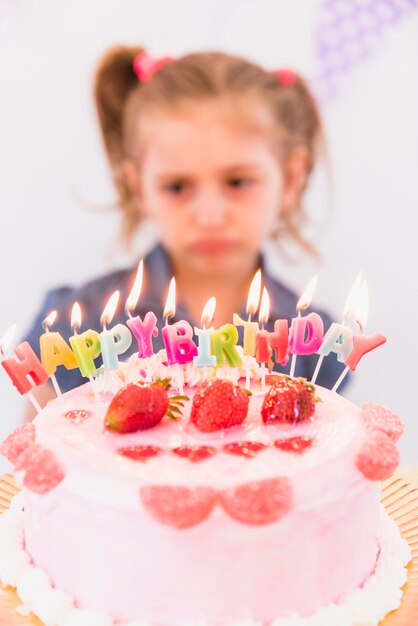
[
  {"xmin": 163, "ymin": 181, "xmax": 188, "ymax": 195},
  {"xmin": 227, "ymin": 177, "xmax": 252, "ymax": 189}
]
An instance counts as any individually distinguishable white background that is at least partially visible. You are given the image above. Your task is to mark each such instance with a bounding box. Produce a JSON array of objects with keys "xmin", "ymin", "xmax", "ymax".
[{"xmin": 0, "ymin": 0, "xmax": 417, "ymax": 471}]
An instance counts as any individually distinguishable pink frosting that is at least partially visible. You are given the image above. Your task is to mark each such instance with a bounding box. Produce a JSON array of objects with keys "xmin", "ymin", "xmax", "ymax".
[{"xmin": 22, "ymin": 382, "xmax": 384, "ymax": 624}]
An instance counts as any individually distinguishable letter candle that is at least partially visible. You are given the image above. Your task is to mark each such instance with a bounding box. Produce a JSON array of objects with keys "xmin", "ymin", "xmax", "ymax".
[
  {"xmin": 256, "ymin": 287, "xmax": 270, "ymax": 392},
  {"xmin": 289, "ymin": 276, "xmax": 318, "ymax": 378},
  {"xmin": 1, "ymin": 324, "xmax": 46, "ymax": 412},
  {"xmin": 39, "ymin": 310, "xmax": 78, "ymax": 397},
  {"xmin": 311, "ymin": 272, "xmax": 361, "ymax": 384},
  {"xmin": 99, "ymin": 290, "xmax": 132, "ymax": 370},
  {"xmin": 161, "ymin": 278, "xmax": 196, "ymax": 395},
  {"xmin": 332, "ymin": 281, "xmax": 386, "ymax": 391},
  {"xmin": 193, "ymin": 297, "xmax": 217, "ymax": 377},
  {"xmin": 125, "ymin": 260, "xmax": 158, "ymax": 380},
  {"xmin": 69, "ymin": 303, "xmax": 101, "ymax": 402},
  {"xmin": 233, "ymin": 269, "xmax": 262, "ymax": 389}
]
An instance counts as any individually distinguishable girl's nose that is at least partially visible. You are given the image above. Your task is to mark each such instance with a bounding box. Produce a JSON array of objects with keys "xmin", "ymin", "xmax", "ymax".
[{"xmin": 193, "ymin": 186, "xmax": 227, "ymax": 227}]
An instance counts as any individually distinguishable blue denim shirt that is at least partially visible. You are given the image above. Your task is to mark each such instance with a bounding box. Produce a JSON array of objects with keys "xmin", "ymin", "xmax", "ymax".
[{"xmin": 23, "ymin": 245, "xmax": 348, "ymax": 393}]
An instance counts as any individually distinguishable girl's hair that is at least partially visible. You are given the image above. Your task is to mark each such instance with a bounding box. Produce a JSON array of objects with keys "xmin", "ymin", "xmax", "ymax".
[{"xmin": 94, "ymin": 46, "xmax": 323, "ymax": 256}]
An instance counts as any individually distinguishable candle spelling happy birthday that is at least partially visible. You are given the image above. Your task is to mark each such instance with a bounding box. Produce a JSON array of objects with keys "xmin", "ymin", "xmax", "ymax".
[
  {"xmin": 255, "ymin": 287, "xmax": 270, "ymax": 392},
  {"xmin": 289, "ymin": 276, "xmax": 323, "ymax": 378},
  {"xmin": 39, "ymin": 310, "xmax": 78, "ymax": 397},
  {"xmin": 125, "ymin": 260, "xmax": 159, "ymax": 369},
  {"xmin": 1, "ymin": 323, "xmax": 47, "ymax": 412},
  {"xmin": 233, "ymin": 269, "xmax": 262, "ymax": 389},
  {"xmin": 69, "ymin": 302, "xmax": 101, "ymax": 402},
  {"xmin": 193, "ymin": 297, "xmax": 217, "ymax": 370},
  {"xmin": 161, "ymin": 277, "xmax": 198, "ymax": 394}
]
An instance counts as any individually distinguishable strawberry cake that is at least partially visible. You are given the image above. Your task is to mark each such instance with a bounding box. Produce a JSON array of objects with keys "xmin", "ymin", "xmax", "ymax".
[{"xmin": 0, "ymin": 353, "xmax": 410, "ymax": 626}]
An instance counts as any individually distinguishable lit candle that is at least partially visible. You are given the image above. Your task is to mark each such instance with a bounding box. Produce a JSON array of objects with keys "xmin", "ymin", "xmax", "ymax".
[
  {"xmin": 332, "ymin": 281, "xmax": 387, "ymax": 391},
  {"xmin": 161, "ymin": 278, "xmax": 198, "ymax": 394},
  {"xmin": 233, "ymin": 269, "xmax": 262, "ymax": 355},
  {"xmin": 311, "ymin": 272, "xmax": 361, "ymax": 384},
  {"xmin": 1, "ymin": 324, "xmax": 47, "ymax": 412},
  {"xmin": 99, "ymin": 290, "xmax": 132, "ymax": 370},
  {"xmin": 125, "ymin": 260, "xmax": 158, "ymax": 365},
  {"xmin": 289, "ymin": 276, "xmax": 322, "ymax": 377},
  {"xmin": 39, "ymin": 310, "xmax": 78, "ymax": 397},
  {"xmin": 193, "ymin": 297, "xmax": 217, "ymax": 369},
  {"xmin": 68, "ymin": 302, "xmax": 101, "ymax": 401},
  {"xmin": 255, "ymin": 287, "xmax": 270, "ymax": 392},
  {"xmin": 268, "ymin": 319, "xmax": 289, "ymax": 366}
]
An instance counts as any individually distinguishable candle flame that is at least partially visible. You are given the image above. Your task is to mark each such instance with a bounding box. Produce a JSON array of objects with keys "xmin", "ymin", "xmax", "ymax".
[
  {"xmin": 259, "ymin": 287, "xmax": 270, "ymax": 325},
  {"xmin": 355, "ymin": 280, "xmax": 369, "ymax": 332},
  {"xmin": 125, "ymin": 259, "xmax": 143, "ymax": 315},
  {"xmin": 297, "ymin": 275, "xmax": 318, "ymax": 312},
  {"xmin": 163, "ymin": 277, "xmax": 176, "ymax": 321},
  {"xmin": 43, "ymin": 310, "xmax": 57, "ymax": 331},
  {"xmin": 101, "ymin": 290, "xmax": 120, "ymax": 328},
  {"xmin": 71, "ymin": 302, "xmax": 82, "ymax": 331},
  {"xmin": 342, "ymin": 271, "xmax": 362, "ymax": 321},
  {"xmin": 0, "ymin": 323, "xmax": 17, "ymax": 354},
  {"xmin": 201, "ymin": 297, "xmax": 216, "ymax": 328},
  {"xmin": 246, "ymin": 269, "xmax": 262, "ymax": 317}
]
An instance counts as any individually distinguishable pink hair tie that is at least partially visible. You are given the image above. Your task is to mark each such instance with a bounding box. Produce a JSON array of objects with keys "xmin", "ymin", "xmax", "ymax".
[
  {"xmin": 133, "ymin": 52, "xmax": 172, "ymax": 82},
  {"xmin": 277, "ymin": 69, "xmax": 297, "ymax": 87}
]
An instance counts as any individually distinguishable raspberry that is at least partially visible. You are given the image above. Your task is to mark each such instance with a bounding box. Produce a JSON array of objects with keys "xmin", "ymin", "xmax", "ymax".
[
  {"xmin": 15, "ymin": 444, "xmax": 65, "ymax": 494},
  {"xmin": 223, "ymin": 441, "xmax": 267, "ymax": 458},
  {"xmin": 361, "ymin": 403, "xmax": 404, "ymax": 443},
  {"xmin": 261, "ymin": 376, "xmax": 316, "ymax": 425},
  {"xmin": 140, "ymin": 485, "xmax": 217, "ymax": 528},
  {"xmin": 220, "ymin": 477, "xmax": 292, "ymax": 525},
  {"xmin": 64, "ymin": 409, "xmax": 91, "ymax": 424},
  {"xmin": 274, "ymin": 437, "xmax": 315, "ymax": 454},
  {"xmin": 190, "ymin": 380, "xmax": 250, "ymax": 432},
  {"xmin": 356, "ymin": 430, "xmax": 400, "ymax": 481},
  {"xmin": 0, "ymin": 423, "xmax": 36, "ymax": 464},
  {"xmin": 172, "ymin": 445, "xmax": 217, "ymax": 462},
  {"xmin": 117, "ymin": 445, "xmax": 163, "ymax": 461}
]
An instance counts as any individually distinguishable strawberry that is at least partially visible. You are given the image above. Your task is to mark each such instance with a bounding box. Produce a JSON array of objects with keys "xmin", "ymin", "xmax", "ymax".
[
  {"xmin": 0, "ymin": 423, "xmax": 36, "ymax": 464},
  {"xmin": 140, "ymin": 485, "xmax": 218, "ymax": 528},
  {"xmin": 274, "ymin": 436, "xmax": 315, "ymax": 454},
  {"xmin": 190, "ymin": 380, "xmax": 250, "ymax": 432},
  {"xmin": 172, "ymin": 445, "xmax": 217, "ymax": 462},
  {"xmin": 223, "ymin": 441, "xmax": 267, "ymax": 458},
  {"xmin": 117, "ymin": 445, "xmax": 163, "ymax": 461},
  {"xmin": 220, "ymin": 477, "xmax": 292, "ymax": 525},
  {"xmin": 15, "ymin": 444, "xmax": 65, "ymax": 495},
  {"xmin": 104, "ymin": 379, "xmax": 186, "ymax": 433},
  {"xmin": 361, "ymin": 403, "xmax": 404, "ymax": 443},
  {"xmin": 261, "ymin": 376, "xmax": 317, "ymax": 425},
  {"xmin": 356, "ymin": 430, "xmax": 400, "ymax": 481}
]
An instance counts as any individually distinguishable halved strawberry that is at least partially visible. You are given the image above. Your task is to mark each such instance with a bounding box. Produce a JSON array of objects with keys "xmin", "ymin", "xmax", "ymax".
[
  {"xmin": 172, "ymin": 445, "xmax": 217, "ymax": 462},
  {"xmin": 140, "ymin": 485, "xmax": 217, "ymax": 528},
  {"xmin": 117, "ymin": 445, "xmax": 163, "ymax": 461},
  {"xmin": 190, "ymin": 380, "xmax": 250, "ymax": 432},
  {"xmin": 223, "ymin": 441, "xmax": 267, "ymax": 458},
  {"xmin": 105, "ymin": 379, "xmax": 187, "ymax": 433},
  {"xmin": 274, "ymin": 437, "xmax": 315, "ymax": 454},
  {"xmin": 219, "ymin": 477, "xmax": 292, "ymax": 525}
]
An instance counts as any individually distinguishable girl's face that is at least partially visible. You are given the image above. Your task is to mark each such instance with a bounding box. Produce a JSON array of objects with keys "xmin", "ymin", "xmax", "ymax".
[{"xmin": 130, "ymin": 99, "xmax": 288, "ymax": 278}]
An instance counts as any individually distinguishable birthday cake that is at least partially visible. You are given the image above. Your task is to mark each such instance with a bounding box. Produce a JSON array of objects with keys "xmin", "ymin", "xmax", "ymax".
[{"xmin": 0, "ymin": 349, "xmax": 410, "ymax": 626}]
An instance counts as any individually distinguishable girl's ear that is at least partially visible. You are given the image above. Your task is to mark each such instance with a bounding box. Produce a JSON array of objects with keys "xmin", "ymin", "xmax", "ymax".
[
  {"xmin": 279, "ymin": 147, "xmax": 309, "ymax": 215},
  {"xmin": 122, "ymin": 158, "xmax": 142, "ymax": 198}
]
